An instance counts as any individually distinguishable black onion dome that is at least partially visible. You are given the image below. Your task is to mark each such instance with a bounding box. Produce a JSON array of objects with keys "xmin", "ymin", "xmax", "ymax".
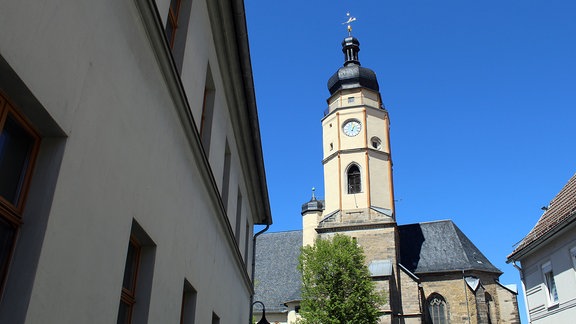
[{"xmin": 327, "ymin": 36, "xmax": 379, "ymax": 95}]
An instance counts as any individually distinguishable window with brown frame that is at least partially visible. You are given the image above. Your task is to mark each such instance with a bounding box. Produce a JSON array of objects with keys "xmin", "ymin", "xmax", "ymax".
[
  {"xmin": 200, "ymin": 68, "xmax": 215, "ymax": 153},
  {"xmin": 0, "ymin": 92, "xmax": 40, "ymax": 294},
  {"xmin": 165, "ymin": 0, "xmax": 183, "ymax": 48},
  {"xmin": 117, "ymin": 236, "xmax": 142, "ymax": 324},
  {"xmin": 234, "ymin": 190, "xmax": 242, "ymax": 243},
  {"xmin": 117, "ymin": 221, "xmax": 155, "ymax": 323},
  {"xmin": 164, "ymin": 0, "xmax": 193, "ymax": 72},
  {"xmin": 221, "ymin": 141, "xmax": 231, "ymax": 211},
  {"xmin": 244, "ymin": 220, "xmax": 250, "ymax": 266}
]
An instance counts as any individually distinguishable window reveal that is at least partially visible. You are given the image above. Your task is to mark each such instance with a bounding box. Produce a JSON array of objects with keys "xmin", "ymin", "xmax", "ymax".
[
  {"xmin": 0, "ymin": 93, "xmax": 40, "ymax": 295},
  {"xmin": 347, "ymin": 164, "xmax": 361, "ymax": 194}
]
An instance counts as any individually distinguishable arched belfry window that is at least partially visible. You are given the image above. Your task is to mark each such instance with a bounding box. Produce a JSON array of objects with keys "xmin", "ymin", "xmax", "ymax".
[
  {"xmin": 427, "ymin": 293, "xmax": 448, "ymax": 324},
  {"xmin": 347, "ymin": 164, "xmax": 361, "ymax": 194}
]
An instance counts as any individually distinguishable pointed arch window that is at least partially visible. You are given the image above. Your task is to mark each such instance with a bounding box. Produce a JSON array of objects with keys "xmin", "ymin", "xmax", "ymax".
[
  {"xmin": 427, "ymin": 293, "xmax": 448, "ymax": 324},
  {"xmin": 347, "ymin": 164, "xmax": 361, "ymax": 194}
]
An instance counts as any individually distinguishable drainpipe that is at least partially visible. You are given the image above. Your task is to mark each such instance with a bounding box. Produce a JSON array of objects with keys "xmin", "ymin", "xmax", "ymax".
[
  {"xmin": 249, "ymin": 224, "xmax": 270, "ymax": 323},
  {"xmin": 512, "ymin": 261, "xmax": 530, "ymax": 323},
  {"xmin": 462, "ymin": 270, "xmax": 471, "ymax": 324}
]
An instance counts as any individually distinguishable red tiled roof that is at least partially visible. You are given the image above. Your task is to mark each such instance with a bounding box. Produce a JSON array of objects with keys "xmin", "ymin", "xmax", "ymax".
[{"xmin": 509, "ymin": 173, "xmax": 576, "ymax": 259}]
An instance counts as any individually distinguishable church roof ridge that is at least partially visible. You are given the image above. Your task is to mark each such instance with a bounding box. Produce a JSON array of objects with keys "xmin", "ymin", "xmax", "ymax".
[{"xmin": 399, "ymin": 219, "xmax": 453, "ymax": 226}]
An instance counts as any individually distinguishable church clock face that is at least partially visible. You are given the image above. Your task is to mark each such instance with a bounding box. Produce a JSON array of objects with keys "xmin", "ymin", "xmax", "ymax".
[{"xmin": 343, "ymin": 119, "xmax": 361, "ymax": 137}]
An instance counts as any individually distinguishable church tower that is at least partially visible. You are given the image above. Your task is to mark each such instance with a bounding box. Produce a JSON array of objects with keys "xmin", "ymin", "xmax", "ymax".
[
  {"xmin": 301, "ymin": 32, "xmax": 401, "ymax": 321},
  {"xmin": 303, "ymin": 34, "xmax": 397, "ymax": 243},
  {"xmin": 291, "ymin": 27, "xmax": 521, "ymax": 324},
  {"xmin": 323, "ymin": 36, "xmax": 395, "ymax": 219}
]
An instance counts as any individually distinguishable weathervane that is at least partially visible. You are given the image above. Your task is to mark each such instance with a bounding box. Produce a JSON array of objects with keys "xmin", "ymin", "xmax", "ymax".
[{"xmin": 342, "ymin": 12, "xmax": 357, "ymax": 36}]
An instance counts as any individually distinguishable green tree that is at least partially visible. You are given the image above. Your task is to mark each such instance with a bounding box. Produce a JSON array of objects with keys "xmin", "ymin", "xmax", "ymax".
[{"xmin": 297, "ymin": 234, "xmax": 383, "ymax": 324}]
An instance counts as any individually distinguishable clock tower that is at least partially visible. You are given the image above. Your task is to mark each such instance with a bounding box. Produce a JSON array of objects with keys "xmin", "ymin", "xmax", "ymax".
[
  {"xmin": 302, "ymin": 35, "xmax": 396, "ymax": 244},
  {"xmin": 322, "ymin": 36, "xmax": 395, "ymax": 217},
  {"xmin": 290, "ymin": 29, "xmax": 523, "ymax": 324},
  {"xmin": 301, "ymin": 34, "xmax": 400, "ymax": 317}
]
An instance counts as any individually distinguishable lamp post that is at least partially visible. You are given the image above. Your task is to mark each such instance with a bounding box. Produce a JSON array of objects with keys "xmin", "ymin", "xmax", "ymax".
[{"xmin": 252, "ymin": 301, "xmax": 270, "ymax": 324}]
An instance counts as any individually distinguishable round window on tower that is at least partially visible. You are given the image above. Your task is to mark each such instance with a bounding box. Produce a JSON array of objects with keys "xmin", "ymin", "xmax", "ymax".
[{"xmin": 371, "ymin": 137, "xmax": 382, "ymax": 150}]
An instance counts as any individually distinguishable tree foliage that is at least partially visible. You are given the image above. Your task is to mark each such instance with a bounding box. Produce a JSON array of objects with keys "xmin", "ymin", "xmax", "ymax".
[{"xmin": 297, "ymin": 234, "xmax": 383, "ymax": 324}]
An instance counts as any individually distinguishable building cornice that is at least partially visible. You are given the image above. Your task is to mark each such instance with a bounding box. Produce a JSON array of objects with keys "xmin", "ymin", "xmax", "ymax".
[
  {"xmin": 208, "ymin": 0, "xmax": 272, "ymax": 226},
  {"xmin": 322, "ymin": 148, "xmax": 389, "ymax": 165},
  {"xmin": 316, "ymin": 221, "xmax": 396, "ymax": 233},
  {"xmin": 133, "ymin": 0, "xmax": 266, "ymax": 293}
]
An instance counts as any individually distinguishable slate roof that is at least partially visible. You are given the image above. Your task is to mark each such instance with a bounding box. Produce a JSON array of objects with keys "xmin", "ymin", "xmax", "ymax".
[
  {"xmin": 398, "ymin": 220, "xmax": 501, "ymax": 274},
  {"xmin": 254, "ymin": 220, "xmax": 501, "ymax": 310},
  {"xmin": 253, "ymin": 230, "xmax": 302, "ymax": 313},
  {"xmin": 508, "ymin": 173, "xmax": 576, "ymax": 260},
  {"xmin": 327, "ymin": 36, "xmax": 380, "ymax": 96}
]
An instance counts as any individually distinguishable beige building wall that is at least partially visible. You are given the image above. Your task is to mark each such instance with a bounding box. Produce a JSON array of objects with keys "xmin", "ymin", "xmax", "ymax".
[
  {"xmin": 0, "ymin": 0, "xmax": 270, "ymax": 323},
  {"xmin": 302, "ymin": 210, "xmax": 321, "ymax": 246},
  {"xmin": 496, "ymin": 284, "xmax": 521, "ymax": 323},
  {"xmin": 321, "ymin": 158, "xmax": 341, "ymax": 213},
  {"xmin": 420, "ymin": 274, "xmax": 478, "ymax": 323},
  {"xmin": 398, "ymin": 268, "xmax": 422, "ymax": 321},
  {"xmin": 322, "ymin": 88, "xmax": 393, "ymax": 215}
]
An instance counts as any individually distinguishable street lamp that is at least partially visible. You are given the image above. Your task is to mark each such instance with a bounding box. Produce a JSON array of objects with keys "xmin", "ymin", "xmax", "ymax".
[{"xmin": 252, "ymin": 301, "xmax": 270, "ymax": 324}]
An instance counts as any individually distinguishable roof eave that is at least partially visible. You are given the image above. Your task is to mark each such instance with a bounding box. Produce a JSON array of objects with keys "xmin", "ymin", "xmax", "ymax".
[
  {"xmin": 507, "ymin": 211, "xmax": 576, "ymax": 263},
  {"xmin": 414, "ymin": 268, "xmax": 503, "ymax": 276}
]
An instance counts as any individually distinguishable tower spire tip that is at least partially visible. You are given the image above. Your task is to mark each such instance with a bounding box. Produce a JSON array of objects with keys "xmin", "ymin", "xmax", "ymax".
[{"xmin": 343, "ymin": 12, "xmax": 357, "ymax": 36}]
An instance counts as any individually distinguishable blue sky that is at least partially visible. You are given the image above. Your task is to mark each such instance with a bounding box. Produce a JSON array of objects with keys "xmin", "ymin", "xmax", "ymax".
[{"xmin": 245, "ymin": 1, "xmax": 576, "ymax": 322}]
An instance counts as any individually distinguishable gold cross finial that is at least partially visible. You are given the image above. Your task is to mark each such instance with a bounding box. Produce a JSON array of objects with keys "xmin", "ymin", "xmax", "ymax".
[{"xmin": 343, "ymin": 12, "xmax": 357, "ymax": 36}]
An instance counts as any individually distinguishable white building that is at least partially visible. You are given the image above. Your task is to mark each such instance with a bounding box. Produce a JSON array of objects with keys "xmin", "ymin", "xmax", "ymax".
[
  {"xmin": 0, "ymin": 0, "xmax": 271, "ymax": 323},
  {"xmin": 508, "ymin": 173, "xmax": 576, "ymax": 323}
]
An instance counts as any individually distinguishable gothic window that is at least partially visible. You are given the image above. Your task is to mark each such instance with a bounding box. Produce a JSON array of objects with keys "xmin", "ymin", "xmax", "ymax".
[
  {"xmin": 347, "ymin": 164, "xmax": 361, "ymax": 194},
  {"xmin": 427, "ymin": 294, "xmax": 448, "ymax": 324}
]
